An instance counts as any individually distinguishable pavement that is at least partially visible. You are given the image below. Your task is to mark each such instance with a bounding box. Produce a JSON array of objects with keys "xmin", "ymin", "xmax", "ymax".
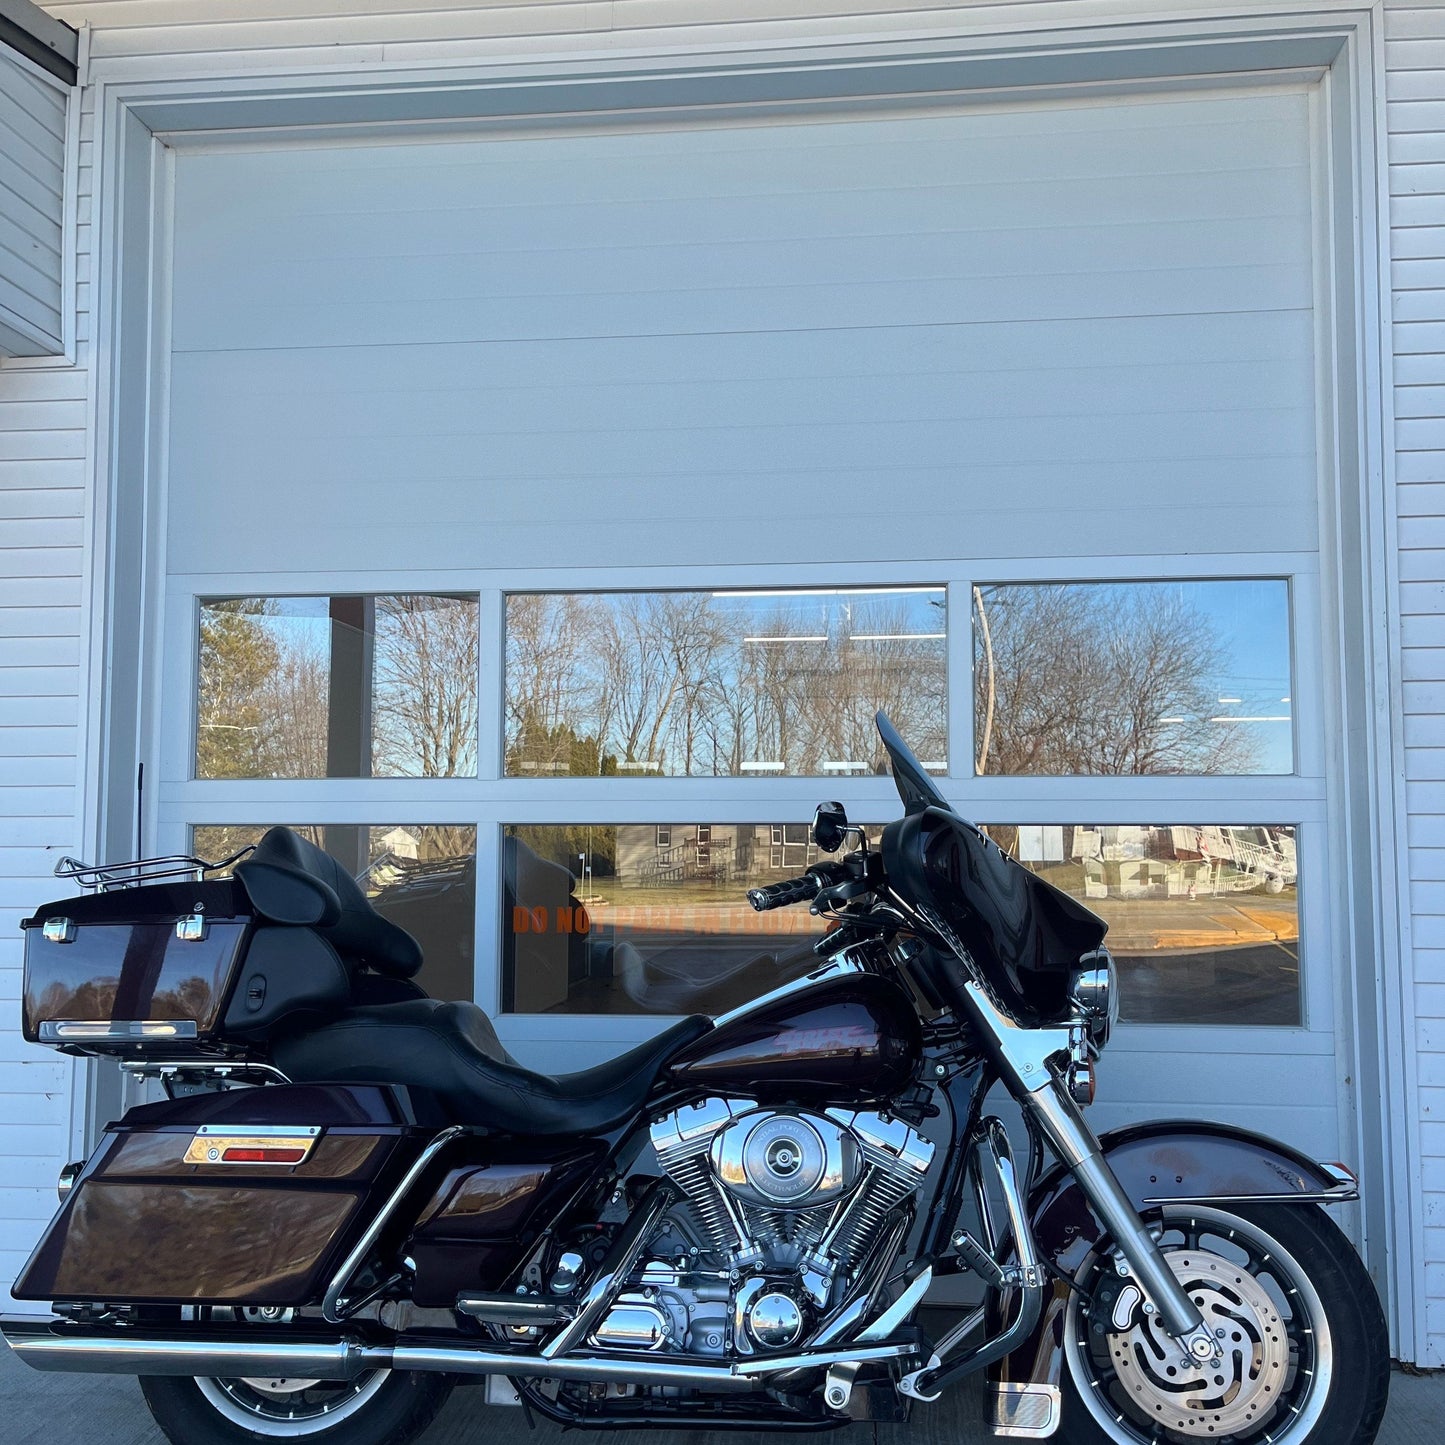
[{"xmin": 0, "ymin": 1344, "xmax": 1438, "ymax": 1445}]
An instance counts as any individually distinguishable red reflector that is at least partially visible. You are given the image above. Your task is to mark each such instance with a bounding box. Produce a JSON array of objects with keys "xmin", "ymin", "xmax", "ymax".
[{"xmin": 221, "ymin": 1147, "xmax": 307, "ymax": 1164}]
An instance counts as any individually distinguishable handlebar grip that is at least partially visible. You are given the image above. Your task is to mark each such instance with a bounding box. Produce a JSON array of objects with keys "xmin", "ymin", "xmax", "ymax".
[{"xmin": 747, "ymin": 873, "xmax": 823, "ymax": 912}]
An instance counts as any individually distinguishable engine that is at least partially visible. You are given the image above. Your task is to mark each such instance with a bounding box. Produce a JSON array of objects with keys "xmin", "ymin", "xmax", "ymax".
[{"xmin": 587, "ymin": 1098, "xmax": 934, "ymax": 1358}]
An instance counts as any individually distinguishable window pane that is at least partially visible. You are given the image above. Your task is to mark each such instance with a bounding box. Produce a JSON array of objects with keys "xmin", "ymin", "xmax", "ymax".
[
  {"xmin": 505, "ymin": 587, "xmax": 946, "ymax": 777},
  {"xmin": 982, "ymin": 823, "xmax": 1300, "ymax": 1026},
  {"xmin": 192, "ymin": 824, "xmax": 476, "ymax": 1003},
  {"xmin": 972, "ymin": 581, "xmax": 1293, "ymax": 775},
  {"xmin": 197, "ymin": 595, "xmax": 479, "ymax": 779},
  {"xmin": 502, "ymin": 823, "xmax": 878, "ymax": 1015}
]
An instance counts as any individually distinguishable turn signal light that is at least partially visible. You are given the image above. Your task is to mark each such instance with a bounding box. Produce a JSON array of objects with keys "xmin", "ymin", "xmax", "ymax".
[{"xmin": 1066, "ymin": 1060, "xmax": 1097, "ymax": 1106}]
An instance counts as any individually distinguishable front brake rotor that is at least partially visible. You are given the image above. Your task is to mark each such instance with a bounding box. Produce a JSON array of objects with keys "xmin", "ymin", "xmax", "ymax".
[{"xmin": 1104, "ymin": 1248, "xmax": 1289, "ymax": 1436}]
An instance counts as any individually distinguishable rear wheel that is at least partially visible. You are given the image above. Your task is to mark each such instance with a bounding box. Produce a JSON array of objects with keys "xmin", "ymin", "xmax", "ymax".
[
  {"xmin": 1059, "ymin": 1202, "xmax": 1388, "ymax": 1445},
  {"xmin": 140, "ymin": 1369, "xmax": 451, "ymax": 1445}
]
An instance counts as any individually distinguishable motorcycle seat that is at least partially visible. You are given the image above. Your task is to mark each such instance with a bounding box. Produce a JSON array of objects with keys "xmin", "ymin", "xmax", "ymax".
[{"xmin": 273, "ymin": 998, "xmax": 712, "ymax": 1135}]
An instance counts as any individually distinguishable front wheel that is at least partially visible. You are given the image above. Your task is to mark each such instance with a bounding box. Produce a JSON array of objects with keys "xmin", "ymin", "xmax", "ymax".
[
  {"xmin": 140, "ymin": 1369, "xmax": 451, "ymax": 1445},
  {"xmin": 1059, "ymin": 1202, "xmax": 1388, "ymax": 1445}
]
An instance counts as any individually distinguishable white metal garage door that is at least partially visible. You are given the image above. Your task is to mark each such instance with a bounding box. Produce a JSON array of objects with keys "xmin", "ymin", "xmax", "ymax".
[{"xmin": 153, "ymin": 83, "xmax": 1342, "ymax": 1172}]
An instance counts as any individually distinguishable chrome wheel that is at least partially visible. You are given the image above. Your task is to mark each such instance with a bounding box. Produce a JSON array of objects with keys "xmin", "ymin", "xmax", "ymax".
[
  {"xmin": 195, "ymin": 1370, "xmax": 391, "ymax": 1436},
  {"xmin": 1063, "ymin": 1206, "xmax": 1332, "ymax": 1444}
]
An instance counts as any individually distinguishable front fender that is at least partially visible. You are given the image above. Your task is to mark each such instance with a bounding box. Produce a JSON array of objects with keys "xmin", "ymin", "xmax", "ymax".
[{"xmin": 982, "ymin": 1120, "xmax": 1356, "ymax": 1437}]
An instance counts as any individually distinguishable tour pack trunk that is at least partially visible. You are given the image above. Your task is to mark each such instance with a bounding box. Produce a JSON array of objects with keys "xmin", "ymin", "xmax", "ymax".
[{"xmin": 12, "ymin": 1084, "xmax": 438, "ymax": 1307}]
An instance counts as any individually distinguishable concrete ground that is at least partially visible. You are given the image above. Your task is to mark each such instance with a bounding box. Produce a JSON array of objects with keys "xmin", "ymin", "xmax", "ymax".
[{"xmin": 0, "ymin": 1345, "xmax": 1437, "ymax": 1445}]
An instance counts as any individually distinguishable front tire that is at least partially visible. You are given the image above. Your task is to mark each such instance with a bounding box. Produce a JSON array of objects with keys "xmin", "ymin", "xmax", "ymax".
[
  {"xmin": 1059, "ymin": 1202, "xmax": 1388, "ymax": 1445},
  {"xmin": 140, "ymin": 1369, "xmax": 451, "ymax": 1445}
]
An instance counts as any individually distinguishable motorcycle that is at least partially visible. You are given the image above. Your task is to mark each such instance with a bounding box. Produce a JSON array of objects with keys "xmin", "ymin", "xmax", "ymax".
[{"xmin": 2, "ymin": 713, "xmax": 1388, "ymax": 1444}]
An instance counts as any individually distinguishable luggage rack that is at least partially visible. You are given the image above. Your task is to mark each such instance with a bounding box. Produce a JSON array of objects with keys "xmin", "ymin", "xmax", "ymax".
[{"xmin": 52, "ymin": 846, "xmax": 254, "ymax": 893}]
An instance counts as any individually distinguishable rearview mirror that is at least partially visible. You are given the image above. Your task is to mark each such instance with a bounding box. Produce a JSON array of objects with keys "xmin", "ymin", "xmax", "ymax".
[{"xmin": 811, "ymin": 802, "xmax": 849, "ymax": 854}]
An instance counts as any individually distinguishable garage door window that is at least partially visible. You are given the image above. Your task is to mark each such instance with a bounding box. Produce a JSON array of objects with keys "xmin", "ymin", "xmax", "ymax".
[
  {"xmin": 980, "ymin": 824, "xmax": 1299, "ymax": 1026},
  {"xmin": 193, "ymin": 824, "xmax": 477, "ymax": 1005},
  {"xmin": 972, "ymin": 580, "xmax": 1293, "ymax": 776},
  {"xmin": 197, "ymin": 594, "xmax": 479, "ymax": 779},
  {"xmin": 173, "ymin": 570, "xmax": 1311, "ymax": 1031},
  {"xmin": 505, "ymin": 586, "xmax": 947, "ymax": 778},
  {"xmin": 500, "ymin": 823, "xmax": 884, "ymax": 1016}
]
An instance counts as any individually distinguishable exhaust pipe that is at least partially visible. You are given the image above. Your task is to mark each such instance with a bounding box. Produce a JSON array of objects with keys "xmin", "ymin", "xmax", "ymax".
[
  {"xmin": 2, "ymin": 1316, "xmax": 915, "ymax": 1390},
  {"xmin": 1, "ymin": 1321, "xmax": 387, "ymax": 1380},
  {"xmin": 0, "ymin": 1318, "xmax": 755, "ymax": 1390}
]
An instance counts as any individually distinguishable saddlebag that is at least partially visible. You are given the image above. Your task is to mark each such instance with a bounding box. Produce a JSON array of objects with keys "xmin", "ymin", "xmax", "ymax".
[{"xmin": 12, "ymin": 1084, "xmax": 441, "ymax": 1307}]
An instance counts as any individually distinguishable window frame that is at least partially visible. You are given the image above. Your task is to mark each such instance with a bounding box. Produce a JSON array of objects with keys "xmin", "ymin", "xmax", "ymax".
[{"xmin": 157, "ymin": 551, "xmax": 1327, "ymax": 1053}]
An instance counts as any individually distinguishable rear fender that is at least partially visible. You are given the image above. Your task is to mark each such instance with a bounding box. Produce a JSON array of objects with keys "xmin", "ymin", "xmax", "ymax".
[{"xmin": 982, "ymin": 1120, "xmax": 1356, "ymax": 1437}]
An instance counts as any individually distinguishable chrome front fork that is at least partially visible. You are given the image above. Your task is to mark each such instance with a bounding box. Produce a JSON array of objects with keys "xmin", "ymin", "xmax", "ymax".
[{"xmin": 959, "ymin": 978, "xmax": 1221, "ymax": 1365}]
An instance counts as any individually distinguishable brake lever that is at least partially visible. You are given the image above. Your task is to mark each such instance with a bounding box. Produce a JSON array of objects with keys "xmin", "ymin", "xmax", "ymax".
[{"xmin": 810, "ymin": 877, "xmax": 875, "ymax": 913}]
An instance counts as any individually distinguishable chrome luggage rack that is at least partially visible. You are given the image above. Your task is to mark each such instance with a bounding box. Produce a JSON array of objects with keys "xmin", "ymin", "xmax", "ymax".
[{"xmin": 52, "ymin": 846, "xmax": 254, "ymax": 893}]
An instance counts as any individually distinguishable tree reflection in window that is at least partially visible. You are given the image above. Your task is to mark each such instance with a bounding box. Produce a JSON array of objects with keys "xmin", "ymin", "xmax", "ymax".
[
  {"xmin": 972, "ymin": 580, "xmax": 1292, "ymax": 776},
  {"xmin": 505, "ymin": 587, "xmax": 947, "ymax": 778},
  {"xmin": 196, "ymin": 595, "xmax": 479, "ymax": 779}
]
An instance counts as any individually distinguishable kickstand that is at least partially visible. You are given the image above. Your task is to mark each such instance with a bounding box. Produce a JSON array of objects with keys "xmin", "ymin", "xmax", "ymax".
[{"xmin": 516, "ymin": 1384, "xmax": 536, "ymax": 1431}]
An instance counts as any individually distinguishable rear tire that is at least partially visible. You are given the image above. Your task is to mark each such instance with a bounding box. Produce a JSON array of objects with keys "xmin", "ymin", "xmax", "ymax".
[
  {"xmin": 140, "ymin": 1370, "xmax": 451, "ymax": 1445},
  {"xmin": 1058, "ymin": 1202, "xmax": 1388, "ymax": 1445}
]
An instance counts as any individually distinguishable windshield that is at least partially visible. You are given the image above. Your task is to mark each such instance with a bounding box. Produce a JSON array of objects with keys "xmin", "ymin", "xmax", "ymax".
[{"xmin": 876, "ymin": 710, "xmax": 950, "ymax": 813}]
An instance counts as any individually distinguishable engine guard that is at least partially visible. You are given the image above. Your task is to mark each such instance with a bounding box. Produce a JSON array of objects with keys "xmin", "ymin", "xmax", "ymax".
[{"xmin": 982, "ymin": 1119, "xmax": 1357, "ymax": 1439}]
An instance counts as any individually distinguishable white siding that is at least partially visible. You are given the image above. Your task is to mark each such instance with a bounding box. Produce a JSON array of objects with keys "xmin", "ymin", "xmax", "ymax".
[
  {"xmin": 0, "ymin": 35, "xmax": 88, "ymax": 1298},
  {"xmin": 0, "ymin": 360, "xmax": 87, "ymax": 1305},
  {"xmin": 0, "ymin": 45, "xmax": 66, "ymax": 356},
  {"xmin": 1388, "ymin": 0, "xmax": 1445, "ymax": 1372},
  {"xmin": 0, "ymin": 0, "xmax": 1438, "ymax": 1356}
]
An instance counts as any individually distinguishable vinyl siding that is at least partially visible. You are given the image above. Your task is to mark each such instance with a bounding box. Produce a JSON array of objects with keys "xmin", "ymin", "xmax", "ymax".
[
  {"xmin": 1389, "ymin": 0, "xmax": 1445, "ymax": 1370},
  {"xmin": 0, "ymin": 352, "xmax": 87, "ymax": 1306},
  {"xmin": 0, "ymin": 45, "xmax": 67, "ymax": 356},
  {"xmin": 0, "ymin": 0, "xmax": 1438, "ymax": 1358},
  {"xmin": 0, "ymin": 19, "xmax": 88, "ymax": 1294}
]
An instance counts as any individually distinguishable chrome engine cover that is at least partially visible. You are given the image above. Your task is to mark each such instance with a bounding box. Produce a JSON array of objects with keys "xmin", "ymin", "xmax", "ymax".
[
  {"xmin": 646, "ymin": 1097, "xmax": 936, "ymax": 1354},
  {"xmin": 709, "ymin": 1109, "xmax": 861, "ymax": 1209}
]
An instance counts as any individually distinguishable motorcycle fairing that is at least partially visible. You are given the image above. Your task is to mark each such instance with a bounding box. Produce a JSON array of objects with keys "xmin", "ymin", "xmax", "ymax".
[
  {"xmin": 880, "ymin": 807, "xmax": 1107, "ymax": 1025},
  {"xmin": 985, "ymin": 1119, "xmax": 1358, "ymax": 1422}
]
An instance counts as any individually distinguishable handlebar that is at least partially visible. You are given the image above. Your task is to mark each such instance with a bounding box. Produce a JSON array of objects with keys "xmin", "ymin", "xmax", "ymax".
[
  {"xmin": 747, "ymin": 872, "xmax": 824, "ymax": 912},
  {"xmin": 745, "ymin": 872, "xmax": 826, "ymax": 907}
]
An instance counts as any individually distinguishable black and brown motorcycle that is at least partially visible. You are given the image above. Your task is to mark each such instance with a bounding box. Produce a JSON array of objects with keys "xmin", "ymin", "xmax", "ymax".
[{"xmin": 2, "ymin": 714, "xmax": 1388, "ymax": 1445}]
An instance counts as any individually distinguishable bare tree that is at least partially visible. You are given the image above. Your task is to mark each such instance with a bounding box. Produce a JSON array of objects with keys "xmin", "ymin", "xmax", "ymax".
[
  {"xmin": 974, "ymin": 585, "xmax": 1258, "ymax": 776},
  {"xmin": 372, "ymin": 595, "xmax": 479, "ymax": 777}
]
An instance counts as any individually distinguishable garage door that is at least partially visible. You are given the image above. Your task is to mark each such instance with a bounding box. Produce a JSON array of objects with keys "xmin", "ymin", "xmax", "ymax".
[{"xmin": 153, "ymin": 83, "xmax": 1341, "ymax": 1170}]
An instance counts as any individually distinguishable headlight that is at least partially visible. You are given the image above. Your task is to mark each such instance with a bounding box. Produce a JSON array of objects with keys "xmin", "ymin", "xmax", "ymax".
[{"xmin": 1071, "ymin": 949, "xmax": 1119, "ymax": 1052}]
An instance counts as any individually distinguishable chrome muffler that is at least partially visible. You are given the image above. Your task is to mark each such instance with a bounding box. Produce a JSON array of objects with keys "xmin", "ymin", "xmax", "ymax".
[{"xmin": 1, "ymin": 1321, "xmax": 387, "ymax": 1380}]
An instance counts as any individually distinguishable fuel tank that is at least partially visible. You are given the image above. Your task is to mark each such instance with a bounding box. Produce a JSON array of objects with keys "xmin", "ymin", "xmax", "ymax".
[{"xmin": 667, "ymin": 972, "xmax": 922, "ymax": 1103}]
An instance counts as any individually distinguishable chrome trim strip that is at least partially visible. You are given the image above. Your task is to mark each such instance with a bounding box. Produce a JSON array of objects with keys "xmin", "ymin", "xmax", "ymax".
[
  {"xmin": 323, "ymin": 1125, "xmax": 468, "ymax": 1323},
  {"xmin": 1142, "ymin": 1186, "xmax": 1359, "ymax": 1206},
  {"xmin": 709, "ymin": 953, "xmax": 867, "ymax": 1030},
  {"xmin": 194, "ymin": 1124, "xmax": 318, "ymax": 1138},
  {"xmin": 39, "ymin": 1020, "xmax": 199, "ymax": 1043},
  {"xmin": 119, "ymin": 1059, "xmax": 292, "ymax": 1084}
]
